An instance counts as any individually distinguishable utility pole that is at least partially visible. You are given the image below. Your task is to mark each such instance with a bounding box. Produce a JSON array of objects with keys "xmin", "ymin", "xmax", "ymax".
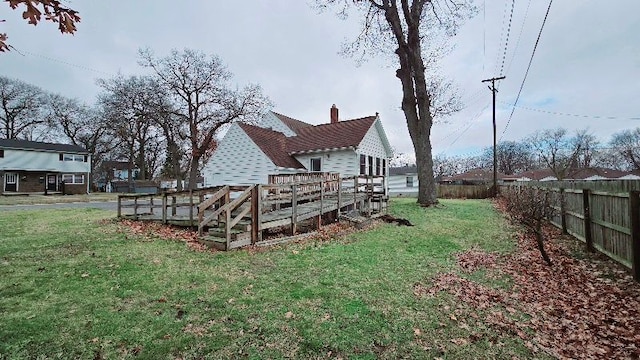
[{"xmin": 481, "ymin": 76, "xmax": 505, "ymax": 196}]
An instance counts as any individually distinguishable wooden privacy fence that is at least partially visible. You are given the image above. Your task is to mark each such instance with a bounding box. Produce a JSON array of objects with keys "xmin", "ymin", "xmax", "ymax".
[
  {"xmin": 118, "ymin": 175, "xmax": 388, "ymax": 250},
  {"xmin": 501, "ymin": 180, "xmax": 640, "ymax": 280},
  {"xmin": 437, "ymin": 184, "xmax": 493, "ymax": 199}
]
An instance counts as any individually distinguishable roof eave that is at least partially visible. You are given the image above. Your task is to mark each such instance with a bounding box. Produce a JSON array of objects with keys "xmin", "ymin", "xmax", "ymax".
[{"xmin": 288, "ymin": 146, "xmax": 356, "ymax": 155}]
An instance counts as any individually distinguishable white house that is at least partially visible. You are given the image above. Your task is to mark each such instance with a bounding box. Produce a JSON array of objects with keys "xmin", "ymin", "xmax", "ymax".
[
  {"xmin": 388, "ymin": 166, "xmax": 419, "ymax": 196},
  {"xmin": 202, "ymin": 106, "xmax": 393, "ymax": 186},
  {"xmin": 0, "ymin": 139, "xmax": 91, "ymax": 194}
]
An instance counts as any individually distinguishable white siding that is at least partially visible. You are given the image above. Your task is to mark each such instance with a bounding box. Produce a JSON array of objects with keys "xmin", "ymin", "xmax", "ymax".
[
  {"xmin": 357, "ymin": 121, "xmax": 389, "ymax": 159},
  {"xmin": 293, "ymin": 149, "xmax": 359, "ymax": 176},
  {"xmin": 388, "ymin": 174, "xmax": 419, "ymax": 195},
  {"xmin": 258, "ymin": 112, "xmax": 297, "ymax": 137},
  {"xmin": 202, "ymin": 123, "xmax": 278, "ymax": 186},
  {"xmin": 0, "ymin": 149, "xmax": 90, "ymax": 173}
]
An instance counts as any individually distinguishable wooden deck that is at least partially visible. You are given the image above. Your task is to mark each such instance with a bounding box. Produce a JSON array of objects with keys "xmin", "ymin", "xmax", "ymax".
[{"xmin": 118, "ymin": 175, "xmax": 388, "ymax": 250}]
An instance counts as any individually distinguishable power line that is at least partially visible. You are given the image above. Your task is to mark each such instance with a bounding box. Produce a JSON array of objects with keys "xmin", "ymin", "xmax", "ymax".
[
  {"xmin": 493, "ymin": 0, "xmax": 513, "ymax": 76},
  {"xmin": 6, "ymin": 46, "xmax": 113, "ymax": 77},
  {"xmin": 500, "ymin": 0, "xmax": 554, "ymax": 141},
  {"xmin": 498, "ymin": 101, "xmax": 640, "ymax": 121},
  {"xmin": 498, "ymin": 0, "xmax": 515, "ymax": 78},
  {"xmin": 504, "ymin": 0, "xmax": 533, "ymax": 77}
]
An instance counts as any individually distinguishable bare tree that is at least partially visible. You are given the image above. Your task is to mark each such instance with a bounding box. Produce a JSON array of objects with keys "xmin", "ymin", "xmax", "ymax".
[
  {"xmin": 574, "ymin": 130, "xmax": 599, "ymax": 168},
  {"xmin": 317, "ymin": 0, "xmax": 475, "ymax": 206},
  {"xmin": 527, "ymin": 128, "xmax": 586, "ymax": 180},
  {"xmin": 502, "ymin": 186, "xmax": 555, "ymax": 265},
  {"xmin": 139, "ymin": 48, "xmax": 271, "ymax": 190},
  {"xmin": 46, "ymin": 94, "xmax": 115, "ymax": 189},
  {"xmin": 610, "ymin": 128, "xmax": 640, "ymax": 171},
  {"xmin": 1, "ymin": 0, "xmax": 80, "ymax": 52},
  {"xmin": 481, "ymin": 141, "xmax": 534, "ymax": 175},
  {"xmin": 0, "ymin": 76, "xmax": 49, "ymax": 139},
  {"xmin": 97, "ymin": 75, "xmax": 165, "ymax": 190}
]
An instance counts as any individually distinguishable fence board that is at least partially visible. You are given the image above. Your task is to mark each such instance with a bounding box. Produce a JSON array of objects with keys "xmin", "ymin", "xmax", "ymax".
[{"xmin": 502, "ymin": 182, "xmax": 638, "ymax": 274}]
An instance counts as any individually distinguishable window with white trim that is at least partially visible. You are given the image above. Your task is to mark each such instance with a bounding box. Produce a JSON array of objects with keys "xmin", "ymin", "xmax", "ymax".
[
  {"xmin": 406, "ymin": 176, "xmax": 414, "ymax": 187},
  {"xmin": 60, "ymin": 154, "xmax": 85, "ymax": 162},
  {"xmin": 62, "ymin": 174, "xmax": 84, "ymax": 184},
  {"xmin": 310, "ymin": 158, "xmax": 321, "ymax": 172}
]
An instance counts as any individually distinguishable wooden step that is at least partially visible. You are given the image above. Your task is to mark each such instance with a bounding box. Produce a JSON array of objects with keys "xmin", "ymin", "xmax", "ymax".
[
  {"xmin": 206, "ymin": 228, "xmax": 251, "ymax": 242},
  {"xmin": 199, "ymin": 235, "xmax": 252, "ymax": 251}
]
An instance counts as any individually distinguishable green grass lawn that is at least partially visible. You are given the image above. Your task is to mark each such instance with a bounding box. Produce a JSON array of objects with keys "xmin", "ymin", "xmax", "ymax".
[{"xmin": 0, "ymin": 199, "xmax": 541, "ymax": 359}]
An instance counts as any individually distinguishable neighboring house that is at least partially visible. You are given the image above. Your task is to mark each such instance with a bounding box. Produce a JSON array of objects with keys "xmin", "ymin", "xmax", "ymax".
[
  {"xmin": 505, "ymin": 167, "xmax": 631, "ymax": 182},
  {"xmin": 96, "ymin": 160, "xmax": 138, "ymax": 192},
  {"xmin": 388, "ymin": 165, "xmax": 419, "ymax": 196},
  {"xmin": 0, "ymin": 139, "xmax": 91, "ymax": 195},
  {"xmin": 202, "ymin": 105, "xmax": 393, "ymax": 186},
  {"xmin": 440, "ymin": 168, "xmax": 507, "ymax": 185}
]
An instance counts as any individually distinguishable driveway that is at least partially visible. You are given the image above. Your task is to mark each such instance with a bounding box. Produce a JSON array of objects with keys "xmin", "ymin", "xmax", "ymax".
[{"xmin": 0, "ymin": 201, "xmax": 118, "ymax": 212}]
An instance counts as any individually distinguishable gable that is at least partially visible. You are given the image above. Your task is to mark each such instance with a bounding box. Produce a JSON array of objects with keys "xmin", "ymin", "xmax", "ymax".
[
  {"xmin": 258, "ymin": 112, "xmax": 299, "ymax": 137},
  {"xmin": 356, "ymin": 118, "xmax": 392, "ymax": 158},
  {"xmin": 202, "ymin": 123, "xmax": 280, "ymax": 185}
]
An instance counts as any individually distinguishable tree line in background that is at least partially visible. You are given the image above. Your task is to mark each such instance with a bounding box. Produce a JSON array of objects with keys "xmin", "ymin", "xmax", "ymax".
[
  {"xmin": 0, "ymin": 48, "xmax": 270, "ymax": 190},
  {"xmin": 391, "ymin": 127, "xmax": 640, "ymax": 179}
]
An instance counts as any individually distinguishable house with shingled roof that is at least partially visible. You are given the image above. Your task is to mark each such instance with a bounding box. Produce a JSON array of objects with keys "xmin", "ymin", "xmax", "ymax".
[{"xmin": 202, "ymin": 105, "xmax": 393, "ymax": 186}]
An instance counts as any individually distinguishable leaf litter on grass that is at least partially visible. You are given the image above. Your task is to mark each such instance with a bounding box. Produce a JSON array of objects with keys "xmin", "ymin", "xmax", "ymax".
[{"xmin": 416, "ymin": 200, "xmax": 640, "ymax": 359}]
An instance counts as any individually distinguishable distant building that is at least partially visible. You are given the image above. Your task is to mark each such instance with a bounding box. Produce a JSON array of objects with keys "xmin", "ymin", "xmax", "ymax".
[
  {"xmin": 0, "ymin": 139, "xmax": 91, "ymax": 195},
  {"xmin": 388, "ymin": 165, "xmax": 418, "ymax": 196}
]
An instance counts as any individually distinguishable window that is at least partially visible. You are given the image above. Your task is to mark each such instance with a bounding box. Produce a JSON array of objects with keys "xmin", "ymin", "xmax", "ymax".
[
  {"xmin": 406, "ymin": 176, "xmax": 414, "ymax": 187},
  {"xmin": 360, "ymin": 155, "xmax": 366, "ymax": 175},
  {"xmin": 376, "ymin": 158, "xmax": 381, "ymax": 176},
  {"xmin": 382, "ymin": 159, "xmax": 386, "ymax": 176},
  {"xmin": 0, "ymin": 149, "xmax": 4, "ymax": 158},
  {"xmin": 310, "ymin": 158, "xmax": 321, "ymax": 172},
  {"xmin": 61, "ymin": 153, "xmax": 84, "ymax": 162},
  {"xmin": 5, "ymin": 173, "xmax": 16, "ymax": 184},
  {"xmin": 368, "ymin": 156, "xmax": 373, "ymax": 176},
  {"xmin": 62, "ymin": 174, "xmax": 84, "ymax": 184}
]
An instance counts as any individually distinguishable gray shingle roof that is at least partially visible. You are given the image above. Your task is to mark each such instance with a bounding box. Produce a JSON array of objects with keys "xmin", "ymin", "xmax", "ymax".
[{"xmin": 0, "ymin": 139, "xmax": 88, "ymax": 153}]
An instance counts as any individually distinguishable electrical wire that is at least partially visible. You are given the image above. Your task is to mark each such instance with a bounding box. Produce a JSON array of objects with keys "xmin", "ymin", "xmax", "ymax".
[
  {"xmin": 500, "ymin": 0, "xmax": 554, "ymax": 141},
  {"xmin": 504, "ymin": 0, "xmax": 533, "ymax": 78},
  {"xmin": 497, "ymin": 101, "xmax": 640, "ymax": 120}
]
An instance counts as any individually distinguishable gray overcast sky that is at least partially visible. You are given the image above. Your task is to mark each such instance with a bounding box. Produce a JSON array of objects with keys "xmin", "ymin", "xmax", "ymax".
[{"xmin": 1, "ymin": 1, "xmax": 639, "ymax": 159}]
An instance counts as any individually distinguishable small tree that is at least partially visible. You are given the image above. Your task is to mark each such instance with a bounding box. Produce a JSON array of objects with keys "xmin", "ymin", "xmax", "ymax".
[{"xmin": 502, "ymin": 186, "xmax": 555, "ymax": 265}]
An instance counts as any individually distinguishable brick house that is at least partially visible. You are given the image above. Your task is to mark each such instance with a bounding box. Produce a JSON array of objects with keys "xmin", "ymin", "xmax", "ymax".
[{"xmin": 0, "ymin": 139, "xmax": 91, "ymax": 195}]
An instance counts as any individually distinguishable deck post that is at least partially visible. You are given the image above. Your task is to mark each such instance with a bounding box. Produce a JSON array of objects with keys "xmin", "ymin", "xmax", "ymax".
[
  {"xmin": 291, "ymin": 184, "xmax": 297, "ymax": 235},
  {"xmin": 117, "ymin": 195, "xmax": 122, "ymax": 218},
  {"xmin": 354, "ymin": 176, "xmax": 358, "ymax": 210},
  {"xmin": 225, "ymin": 204, "xmax": 231, "ymax": 251},
  {"xmin": 162, "ymin": 194, "xmax": 167, "ymax": 224},
  {"xmin": 337, "ymin": 179, "xmax": 342, "ymax": 216},
  {"xmin": 134, "ymin": 197, "xmax": 138, "ymax": 220},
  {"xmin": 189, "ymin": 190, "xmax": 194, "ymax": 227},
  {"xmin": 251, "ymin": 185, "xmax": 262, "ymax": 244}
]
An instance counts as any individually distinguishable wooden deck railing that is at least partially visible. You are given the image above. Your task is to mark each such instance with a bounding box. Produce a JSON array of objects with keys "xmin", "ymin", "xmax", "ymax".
[{"xmin": 118, "ymin": 175, "xmax": 388, "ymax": 250}]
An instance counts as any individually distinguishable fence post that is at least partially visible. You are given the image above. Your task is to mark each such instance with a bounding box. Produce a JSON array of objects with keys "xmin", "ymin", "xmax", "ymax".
[
  {"xmin": 559, "ymin": 187, "xmax": 568, "ymax": 234},
  {"xmin": 630, "ymin": 190, "xmax": 640, "ymax": 281},
  {"xmin": 117, "ymin": 195, "xmax": 122, "ymax": 218},
  {"xmin": 583, "ymin": 189, "xmax": 594, "ymax": 252}
]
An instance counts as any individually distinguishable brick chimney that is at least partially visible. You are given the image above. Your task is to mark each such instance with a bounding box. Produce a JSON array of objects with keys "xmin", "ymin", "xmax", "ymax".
[{"xmin": 330, "ymin": 104, "xmax": 338, "ymax": 124}]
